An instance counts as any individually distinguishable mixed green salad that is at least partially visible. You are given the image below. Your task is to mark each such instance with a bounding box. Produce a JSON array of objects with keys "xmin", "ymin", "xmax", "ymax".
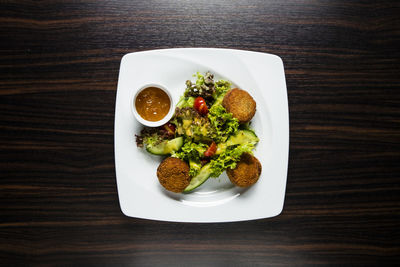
[{"xmin": 136, "ymin": 72, "xmax": 259, "ymax": 192}]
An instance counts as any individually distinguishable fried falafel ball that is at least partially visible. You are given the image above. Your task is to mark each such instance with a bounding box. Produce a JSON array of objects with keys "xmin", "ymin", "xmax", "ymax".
[
  {"xmin": 227, "ymin": 153, "xmax": 262, "ymax": 187},
  {"xmin": 157, "ymin": 157, "xmax": 191, "ymax": 193},
  {"xmin": 222, "ymin": 88, "xmax": 256, "ymax": 123}
]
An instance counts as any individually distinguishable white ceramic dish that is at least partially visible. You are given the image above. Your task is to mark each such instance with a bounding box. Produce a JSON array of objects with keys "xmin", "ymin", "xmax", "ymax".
[{"xmin": 114, "ymin": 48, "xmax": 289, "ymax": 223}]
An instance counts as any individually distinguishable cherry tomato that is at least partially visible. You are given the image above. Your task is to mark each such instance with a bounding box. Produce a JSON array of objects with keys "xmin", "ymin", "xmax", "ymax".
[
  {"xmin": 163, "ymin": 122, "xmax": 176, "ymax": 135},
  {"xmin": 194, "ymin": 96, "xmax": 205, "ymax": 110},
  {"xmin": 198, "ymin": 102, "xmax": 208, "ymax": 115},
  {"xmin": 194, "ymin": 97, "xmax": 208, "ymax": 115},
  {"xmin": 204, "ymin": 142, "xmax": 217, "ymax": 157}
]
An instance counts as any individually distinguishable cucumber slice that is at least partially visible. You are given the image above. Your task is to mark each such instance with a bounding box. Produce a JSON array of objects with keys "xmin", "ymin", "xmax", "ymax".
[
  {"xmin": 146, "ymin": 137, "xmax": 183, "ymax": 155},
  {"xmin": 227, "ymin": 129, "xmax": 258, "ymax": 146},
  {"xmin": 183, "ymin": 163, "xmax": 212, "ymax": 193},
  {"xmin": 165, "ymin": 137, "xmax": 184, "ymax": 152},
  {"xmin": 216, "ymin": 130, "xmax": 259, "ymax": 155}
]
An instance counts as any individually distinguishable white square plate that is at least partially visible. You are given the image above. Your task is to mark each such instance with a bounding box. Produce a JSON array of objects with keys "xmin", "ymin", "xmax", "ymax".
[{"xmin": 114, "ymin": 48, "xmax": 289, "ymax": 222}]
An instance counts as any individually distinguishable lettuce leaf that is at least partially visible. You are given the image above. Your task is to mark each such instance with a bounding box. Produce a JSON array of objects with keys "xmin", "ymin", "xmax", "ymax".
[
  {"xmin": 173, "ymin": 139, "xmax": 207, "ymax": 160},
  {"xmin": 214, "ymin": 80, "xmax": 231, "ymax": 97},
  {"xmin": 172, "ymin": 139, "xmax": 208, "ymax": 176},
  {"xmin": 208, "ymin": 105, "xmax": 239, "ymax": 143}
]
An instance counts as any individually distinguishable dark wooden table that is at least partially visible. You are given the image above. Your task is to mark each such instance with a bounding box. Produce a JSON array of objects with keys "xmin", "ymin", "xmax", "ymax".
[{"xmin": 1, "ymin": 0, "xmax": 399, "ymax": 266}]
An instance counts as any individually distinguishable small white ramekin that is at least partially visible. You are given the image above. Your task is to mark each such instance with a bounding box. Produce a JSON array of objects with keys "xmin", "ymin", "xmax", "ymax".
[{"xmin": 131, "ymin": 83, "xmax": 174, "ymax": 127}]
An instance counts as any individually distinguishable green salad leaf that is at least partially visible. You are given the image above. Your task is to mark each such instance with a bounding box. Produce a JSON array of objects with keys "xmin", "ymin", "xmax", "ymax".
[
  {"xmin": 135, "ymin": 127, "xmax": 172, "ymax": 148},
  {"xmin": 184, "ymin": 72, "xmax": 215, "ymax": 102},
  {"xmin": 208, "ymin": 105, "xmax": 239, "ymax": 143},
  {"xmin": 144, "ymin": 134, "xmax": 161, "ymax": 147},
  {"xmin": 189, "ymin": 160, "xmax": 202, "ymax": 177},
  {"xmin": 172, "ymin": 139, "xmax": 208, "ymax": 177},
  {"xmin": 173, "ymin": 139, "xmax": 207, "ymax": 161},
  {"xmin": 214, "ymin": 80, "xmax": 231, "ymax": 97},
  {"xmin": 195, "ymin": 72, "xmax": 205, "ymax": 87},
  {"xmin": 172, "ymin": 107, "xmax": 213, "ymax": 142}
]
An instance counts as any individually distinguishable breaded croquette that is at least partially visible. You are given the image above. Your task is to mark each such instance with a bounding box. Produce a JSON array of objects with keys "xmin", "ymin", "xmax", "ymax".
[
  {"xmin": 227, "ymin": 153, "xmax": 261, "ymax": 187},
  {"xmin": 157, "ymin": 157, "xmax": 191, "ymax": 193},
  {"xmin": 222, "ymin": 88, "xmax": 256, "ymax": 123}
]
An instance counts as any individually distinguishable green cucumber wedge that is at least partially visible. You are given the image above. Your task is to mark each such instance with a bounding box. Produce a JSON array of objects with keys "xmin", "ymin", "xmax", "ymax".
[
  {"xmin": 216, "ymin": 130, "xmax": 259, "ymax": 155},
  {"xmin": 183, "ymin": 163, "xmax": 212, "ymax": 193},
  {"xmin": 146, "ymin": 137, "xmax": 183, "ymax": 155}
]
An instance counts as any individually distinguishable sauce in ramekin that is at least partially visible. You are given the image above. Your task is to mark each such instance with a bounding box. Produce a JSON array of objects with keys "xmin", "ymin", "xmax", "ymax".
[{"xmin": 135, "ymin": 87, "xmax": 171, "ymax": 122}]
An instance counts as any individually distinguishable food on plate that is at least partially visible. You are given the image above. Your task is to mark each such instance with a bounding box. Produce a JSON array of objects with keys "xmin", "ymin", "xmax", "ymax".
[
  {"xmin": 157, "ymin": 157, "xmax": 191, "ymax": 193},
  {"xmin": 135, "ymin": 86, "xmax": 171, "ymax": 122},
  {"xmin": 136, "ymin": 127, "xmax": 183, "ymax": 155},
  {"xmin": 193, "ymin": 96, "xmax": 208, "ymax": 115},
  {"xmin": 227, "ymin": 153, "xmax": 262, "ymax": 187},
  {"xmin": 136, "ymin": 72, "xmax": 261, "ymax": 193},
  {"xmin": 222, "ymin": 88, "xmax": 256, "ymax": 123}
]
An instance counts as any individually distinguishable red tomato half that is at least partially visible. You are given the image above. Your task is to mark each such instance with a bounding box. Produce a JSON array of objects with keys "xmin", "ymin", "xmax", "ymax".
[
  {"xmin": 194, "ymin": 96, "xmax": 205, "ymax": 110},
  {"xmin": 204, "ymin": 142, "xmax": 217, "ymax": 157},
  {"xmin": 194, "ymin": 97, "xmax": 208, "ymax": 115}
]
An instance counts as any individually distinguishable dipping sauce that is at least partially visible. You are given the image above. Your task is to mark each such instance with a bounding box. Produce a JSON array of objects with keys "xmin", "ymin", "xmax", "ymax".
[{"xmin": 135, "ymin": 87, "xmax": 171, "ymax": 122}]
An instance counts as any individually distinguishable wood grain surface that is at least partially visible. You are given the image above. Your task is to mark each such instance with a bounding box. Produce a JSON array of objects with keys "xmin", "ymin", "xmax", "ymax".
[{"xmin": 1, "ymin": 0, "xmax": 399, "ymax": 266}]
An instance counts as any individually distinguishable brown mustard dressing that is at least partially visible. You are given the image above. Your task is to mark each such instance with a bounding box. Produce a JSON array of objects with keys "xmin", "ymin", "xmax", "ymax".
[{"xmin": 135, "ymin": 87, "xmax": 170, "ymax": 121}]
